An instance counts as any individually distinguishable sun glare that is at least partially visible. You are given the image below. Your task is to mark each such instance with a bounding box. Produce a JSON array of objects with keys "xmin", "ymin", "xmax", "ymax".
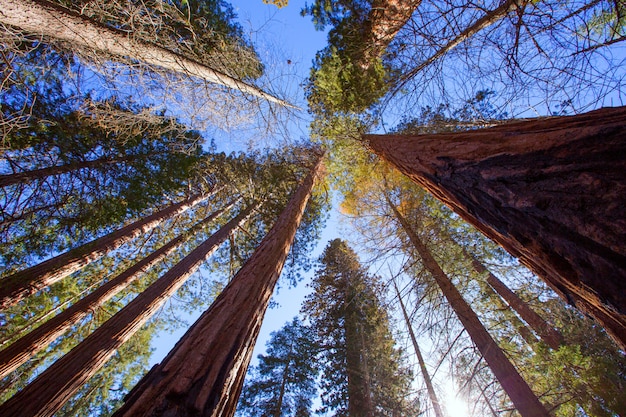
[{"xmin": 441, "ymin": 380, "xmax": 471, "ymax": 417}]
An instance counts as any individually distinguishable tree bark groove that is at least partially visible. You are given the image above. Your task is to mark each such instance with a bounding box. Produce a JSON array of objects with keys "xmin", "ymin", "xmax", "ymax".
[
  {"xmin": 111, "ymin": 154, "xmax": 324, "ymax": 417},
  {"xmin": 367, "ymin": 106, "xmax": 626, "ymax": 349}
]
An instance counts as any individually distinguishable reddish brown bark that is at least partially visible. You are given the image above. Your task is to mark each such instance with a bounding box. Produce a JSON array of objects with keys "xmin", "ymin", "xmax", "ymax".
[
  {"xmin": 0, "ymin": 0, "xmax": 294, "ymax": 108},
  {"xmin": 367, "ymin": 106, "xmax": 626, "ymax": 349},
  {"xmin": 359, "ymin": 0, "xmax": 421, "ymax": 68},
  {"xmin": 393, "ymin": 281, "xmax": 444, "ymax": 417},
  {"xmin": 386, "ymin": 194, "xmax": 550, "ymax": 417},
  {"xmin": 0, "ymin": 202, "xmax": 255, "ymax": 417},
  {"xmin": 111, "ymin": 154, "xmax": 324, "ymax": 417},
  {"xmin": 0, "ymin": 202, "xmax": 233, "ymax": 380},
  {"xmin": 0, "ymin": 192, "xmax": 209, "ymax": 310}
]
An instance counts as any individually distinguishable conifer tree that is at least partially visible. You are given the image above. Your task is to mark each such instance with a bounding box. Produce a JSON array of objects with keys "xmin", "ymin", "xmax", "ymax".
[
  {"xmin": 237, "ymin": 317, "xmax": 320, "ymax": 417},
  {"xmin": 303, "ymin": 238, "xmax": 416, "ymax": 417}
]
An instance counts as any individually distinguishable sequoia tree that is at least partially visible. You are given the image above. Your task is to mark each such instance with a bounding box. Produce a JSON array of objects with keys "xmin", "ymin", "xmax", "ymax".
[
  {"xmin": 0, "ymin": 191, "xmax": 210, "ymax": 310},
  {"xmin": 367, "ymin": 106, "xmax": 626, "ymax": 349},
  {"xmin": 0, "ymin": 201, "xmax": 257, "ymax": 417},
  {"xmin": 111, "ymin": 151, "xmax": 325, "ymax": 417}
]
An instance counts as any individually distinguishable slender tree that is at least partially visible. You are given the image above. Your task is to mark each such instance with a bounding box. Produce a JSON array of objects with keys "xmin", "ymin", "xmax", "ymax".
[
  {"xmin": 0, "ymin": 201, "xmax": 258, "ymax": 417},
  {"xmin": 0, "ymin": 0, "xmax": 294, "ymax": 108},
  {"xmin": 110, "ymin": 152, "xmax": 324, "ymax": 417},
  {"xmin": 0, "ymin": 191, "xmax": 210, "ymax": 310},
  {"xmin": 0, "ymin": 200, "xmax": 235, "ymax": 379},
  {"xmin": 367, "ymin": 106, "xmax": 626, "ymax": 349},
  {"xmin": 384, "ymin": 191, "xmax": 551, "ymax": 417},
  {"xmin": 392, "ymin": 280, "xmax": 444, "ymax": 417}
]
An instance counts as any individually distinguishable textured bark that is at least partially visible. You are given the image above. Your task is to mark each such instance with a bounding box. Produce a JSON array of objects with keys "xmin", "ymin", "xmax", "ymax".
[
  {"xmin": 367, "ymin": 106, "xmax": 626, "ymax": 349},
  {"xmin": 0, "ymin": 202, "xmax": 254, "ymax": 417},
  {"xmin": 0, "ymin": 0, "xmax": 294, "ymax": 108},
  {"xmin": 393, "ymin": 281, "xmax": 444, "ymax": 417},
  {"xmin": 0, "ymin": 155, "xmax": 137, "ymax": 188},
  {"xmin": 112, "ymin": 154, "xmax": 324, "ymax": 417},
  {"xmin": 0, "ymin": 202, "xmax": 233, "ymax": 380},
  {"xmin": 359, "ymin": 0, "xmax": 421, "ymax": 69},
  {"xmin": 386, "ymin": 195, "xmax": 550, "ymax": 417},
  {"xmin": 0, "ymin": 192, "xmax": 209, "ymax": 310}
]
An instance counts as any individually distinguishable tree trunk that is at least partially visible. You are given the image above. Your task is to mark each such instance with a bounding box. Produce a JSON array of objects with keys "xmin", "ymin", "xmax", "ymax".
[
  {"xmin": 0, "ymin": 201, "xmax": 234, "ymax": 380},
  {"xmin": 359, "ymin": 0, "xmax": 422, "ymax": 69},
  {"xmin": 111, "ymin": 154, "xmax": 324, "ymax": 417},
  {"xmin": 473, "ymin": 259, "xmax": 564, "ymax": 349},
  {"xmin": 385, "ymin": 194, "xmax": 550, "ymax": 417},
  {"xmin": 367, "ymin": 106, "xmax": 626, "ymax": 350},
  {"xmin": 0, "ymin": 0, "xmax": 294, "ymax": 108},
  {"xmin": 391, "ymin": 0, "xmax": 520, "ymax": 94},
  {"xmin": 345, "ymin": 279, "xmax": 374, "ymax": 417},
  {"xmin": 392, "ymin": 280, "xmax": 444, "ymax": 417},
  {"xmin": 0, "ymin": 155, "xmax": 138, "ymax": 188},
  {"xmin": 0, "ymin": 192, "xmax": 209, "ymax": 310},
  {"xmin": 0, "ymin": 202, "xmax": 256, "ymax": 417}
]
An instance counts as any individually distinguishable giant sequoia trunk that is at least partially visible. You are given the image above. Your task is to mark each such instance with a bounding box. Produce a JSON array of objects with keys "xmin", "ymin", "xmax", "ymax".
[
  {"xmin": 367, "ymin": 106, "xmax": 626, "ymax": 349},
  {"xmin": 0, "ymin": 0, "xmax": 293, "ymax": 108},
  {"xmin": 393, "ymin": 281, "xmax": 444, "ymax": 417},
  {"xmin": 0, "ymin": 192, "xmax": 209, "ymax": 310},
  {"xmin": 386, "ymin": 194, "xmax": 550, "ymax": 417},
  {"xmin": 0, "ymin": 202, "xmax": 233, "ymax": 380},
  {"xmin": 111, "ymin": 155, "xmax": 324, "ymax": 417},
  {"xmin": 358, "ymin": 0, "xmax": 421, "ymax": 69},
  {"xmin": 0, "ymin": 202, "xmax": 255, "ymax": 417}
]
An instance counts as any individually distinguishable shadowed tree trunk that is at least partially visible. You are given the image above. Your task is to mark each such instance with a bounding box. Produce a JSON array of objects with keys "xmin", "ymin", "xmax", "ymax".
[
  {"xmin": 0, "ymin": 155, "xmax": 140, "ymax": 188},
  {"xmin": 0, "ymin": 192, "xmax": 210, "ymax": 310},
  {"xmin": 367, "ymin": 106, "xmax": 626, "ymax": 349},
  {"xmin": 0, "ymin": 201, "xmax": 256, "ymax": 417},
  {"xmin": 0, "ymin": 0, "xmax": 294, "ymax": 108},
  {"xmin": 385, "ymin": 193, "xmax": 550, "ymax": 417},
  {"xmin": 0, "ymin": 200, "xmax": 235, "ymax": 380},
  {"xmin": 111, "ymin": 153, "xmax": 324, "ymax": 417},
  {"xmin": 392, "ymin": 280, "xmax": 444, "ymax": 417}
]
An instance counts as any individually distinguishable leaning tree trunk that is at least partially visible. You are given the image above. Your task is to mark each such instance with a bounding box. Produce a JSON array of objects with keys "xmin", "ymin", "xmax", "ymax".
[
  {"xmin": 393, "ymin": 280, "xmax": 445, "ymax": 417},
  {"xmin": 0, "ymin": 191, "xmax": 210, "ymax": 310},
  {"xmin": 358, "ymin": 0, "xmax": 422, "ymax": 69},
  {"xmin": 0, "ymin": 201, "xmax": 234, "ymax": 380},
  {"xmin": 385, "ymin": 194, "xmax": 550, "ymax": 417},
  {"xmin": 0, "ymin": 0, "xmax": 294, "ymax": 108},
  {"xmin": 473, "ymin": 258, "xmax": 564, "ymax": 349},
  {"xmin": 111, "ymin": 153, "xmax": 324, "ymax": 417},
  {"xmin": 367, "ymin": 106, "xmax": 626, "ymax": 349},
  {"xmin": 0, "ymin": 155, "xmax": 139, "ymax": 188},
  {"xmin": 0, "ymin": 202, "xmax": 256, "ymax": 417}
]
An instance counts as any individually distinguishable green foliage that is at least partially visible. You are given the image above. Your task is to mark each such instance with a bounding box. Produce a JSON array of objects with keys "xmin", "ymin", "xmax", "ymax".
[
  {"xmin": 237, "ymin": 317, "xmax": 320, "ymax": 417},
  {"xmin": 303, "ymin": 239, "xmax": 416, "ymax": 416}
]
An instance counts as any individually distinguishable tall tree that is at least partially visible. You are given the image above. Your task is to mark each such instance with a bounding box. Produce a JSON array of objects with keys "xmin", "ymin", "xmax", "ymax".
[
  {"xmin": 110, "ymin": 151, "xmax": 325, "ymax": 417},
  {"xmin": 0, "ymin": 191, "xmax": 210, "ymax": 310},
  {"xmin": 384, "ymin": 191, "xmax": 551, "ymax": 417},
  {"xmin": 0, "ymin": 201, "xmax": 257, "ymax": 417},
  {"xmin": 0, "ymin": 200, "xmax": 235, "ymax": 379},
  {"xmin": 367, "ymin": 106, "xmax": 626, "ymax": 349},
  {"xmin": 303, "ymin": 239, "xmax": 416, "ymax": 417},
  {"xmin": 236, "ymin": 317, "xmax": 320, "ymax": 417},
  {"xmin": 0, "ymin": 0, "xmax": 293, "ymax": 107},
  {"xmin": 392, "ymin": 280, "xmax": 444, "ymax": 417}
]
